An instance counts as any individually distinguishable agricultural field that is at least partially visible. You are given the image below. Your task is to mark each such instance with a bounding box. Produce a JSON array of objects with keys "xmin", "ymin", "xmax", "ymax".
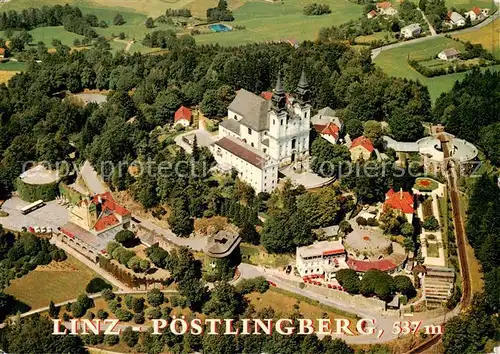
[
  {"xmin": 0, "ymin": 61, "xmax": 27, "ymax": 84},
  {"xmin": 5, "ymin": 255, "xmax": 100, "ymax": 310},
  {"xmin": 455, "ymin": 18, "xmax": 500, "ymax": 59},
  {"xmin": 374, "ymin": 37, "xmax": 500, "ymax": 101}
]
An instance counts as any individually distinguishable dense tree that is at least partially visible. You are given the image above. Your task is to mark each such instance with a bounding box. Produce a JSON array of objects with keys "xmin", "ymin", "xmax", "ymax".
[
  {"xmin": 393, "ymin": 275, "xmax": 416, "ymax": 298},
  {"xmin": 48, "ymin": 300, "xmax": 59, "ymax": 318},
  {"xmin": 361, "ymin": 269, "xmax": 395, "ymax": 300},
  {"xmin": 310, "ymin": 138, "xmax": 351, "ymax": 177},
  {"xmin": 145, "ymin": 244, "xmax": 170, "ymax": 269},
  {"xmin": 86, "ymin": 277, "xmax": 112, "ymax": 293},
  {"xmin": 121, "ymin": 326, "xmax": 139, "ymax": 347},
  {"xmin": 345, "ymin": 118, "xmax": 364, "ymax": 139},
  {"xmin": 336, "ymin": 269, "xmax": 361, "ymax": 294},
  {"xmin": 422, "ymin": 215, "xmax": 439, "ymax": 231},
  {"xmin": 168, "ymin": 198, "xmax": 194, "ymax": 237},
  {"xmin": 388, "ymin": 108, "xmax": 424, "ymax": 142},
  {"xmin": 202, "ymin": 281, "xmax": 247, "ymax": 318},
  {"xmin": 207, "ymin": 0, "xmax": 234, "ymax": 22},
  {"xmin": 113, "ymin": 13, "xmax": 125, "ymax": 26},
  {"xmin": 147, "ymin": 288, "xmax": 164, "ymax": 307}
]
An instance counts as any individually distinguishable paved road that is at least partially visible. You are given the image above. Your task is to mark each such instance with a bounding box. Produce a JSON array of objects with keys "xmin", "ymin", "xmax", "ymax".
[
  {"xmin": 372, "ymin": 11, "xmax": 500, "ymax": 59},
  {"xmin": 80, "ymin": 160, "xmax": 107, "ymax": 195}
]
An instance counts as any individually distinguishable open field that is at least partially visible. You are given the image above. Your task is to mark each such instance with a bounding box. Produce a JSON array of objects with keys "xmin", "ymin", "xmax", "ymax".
[
  {"xmin": 240, "ymin": 243, "xmax": 293, "ymax": 268},
  {"xmin": 0, "ymin": 61, "xmax": 28, "ymax": 71},
  {"xmin": 194, "ymin": 0, "xmax": 362, "ymax": 46},
  {"xmin": 455, "ymin": 18, "xmax": 500, "ymax": 59},
  {"xmin": 374, "ymin": 37, "xmax": 500, "ymax": 101},
  {"xmin": 5, "ymin": 255, "xmax": 100, "ymax": 310},
  {"xmin": 0, "ymin": 70, "xmax": 18, "ymax": 84}
]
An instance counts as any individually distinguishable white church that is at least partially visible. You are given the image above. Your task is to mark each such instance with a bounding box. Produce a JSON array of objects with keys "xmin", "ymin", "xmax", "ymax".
[{"xmin": 211, "ymin": 71, "xmax": 312, "ymax": 193}]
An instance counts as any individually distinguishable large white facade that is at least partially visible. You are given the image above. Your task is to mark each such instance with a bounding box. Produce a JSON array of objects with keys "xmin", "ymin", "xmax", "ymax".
[
  {"xmin": 296, "ymin": 240, "xmax": 349, "ymax": 281},
  {"xmin": 215, "ymin": 71, "xmax": 312, "ymax": 193}
]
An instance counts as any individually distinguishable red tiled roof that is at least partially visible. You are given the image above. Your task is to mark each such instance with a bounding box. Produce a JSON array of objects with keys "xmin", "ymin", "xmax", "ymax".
[
  {"xmin": 350, "ymin": 136, "xmax": 374, "ymax": 152},
  {"xmin": 94, "ymin": 214, "xmax": 119, "ymax": 232},
  {"xmin": 260, "ymin": 91, "xmax": 292, "ymax": 104},
  {"xmin": 347, "ymin": 258, "xmax": 397, "ymax": 272},
  {"xmin": 368, "ymin": 10, "xmax": 377, "ymax": 16},
  {"xmin": 314, "ymin": 123, "xmax": 340, "ymax": 139},
  {"xmin": 92, "ymin": 192, "xmax": 130, "ymax": 217},
  {"xmin": 323, "ymin": 248, "xmax": 346, "ymax": 256},
  {"xmin": 376, "ymin": 2, "xmax": 392, "ymax": 9},
  {"xmin": 215, "ymin": 137, "xmax": 266, "ymax": 169},
  {"xmin": 0, "ymin": 48, "xmax": 5, "ymax": 55},
  {"xmin": 174, "ymin": 106, "xmax": 192, "ymax": 122},
  {"xmin": 471, "ymin": 6, "xmax": 481, "ymax": 15},
  {"xmin": 384, "ymin": 188, "xmax": 414, "ymax": 214}
]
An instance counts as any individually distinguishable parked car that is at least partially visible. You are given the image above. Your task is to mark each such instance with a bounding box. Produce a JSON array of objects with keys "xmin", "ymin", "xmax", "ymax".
[
  {"xmin": 34, "ymin": 227, "xmax": 41, "ymax": 233},
  {"xmin": 41, "ymin": 227, "xmax": 47, "ymax": 233},
  {"xmin": 267, "ymin": 280, "xmax": 277, "ymax": 287}
]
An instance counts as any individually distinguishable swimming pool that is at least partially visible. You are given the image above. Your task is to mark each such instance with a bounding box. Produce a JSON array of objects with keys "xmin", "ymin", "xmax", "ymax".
[{"xmin": 209, "ymin": 24, "xmax": 232, "ymax": 32}]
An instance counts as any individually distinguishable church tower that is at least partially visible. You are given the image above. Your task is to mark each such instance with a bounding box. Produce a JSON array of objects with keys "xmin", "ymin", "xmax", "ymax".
[
  {"xmin": 268, "ymin": 71, "xmax": 288, "ymax": 161},
  {"xmin": 295, "ymin": 70, "xmax": 311, "ymax": 107}
]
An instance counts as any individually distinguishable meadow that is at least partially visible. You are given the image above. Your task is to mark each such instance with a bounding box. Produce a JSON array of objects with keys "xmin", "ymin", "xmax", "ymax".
[
  {"xmin": 5, "ymin": 255, "xmax": 100, "ymax": 309},
  {"xmin": 455, "ymin": 18, "xmax": 500, "ymax": 59},
  {"xmin": 373, "ymin": 37, "xmax": 500, "ymax": 101}
]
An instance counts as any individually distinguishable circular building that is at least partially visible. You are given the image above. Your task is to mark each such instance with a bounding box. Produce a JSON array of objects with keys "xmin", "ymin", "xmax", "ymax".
[{"xmin": 17, "ymin": 165, "xmax": 60, "ymax": 202}]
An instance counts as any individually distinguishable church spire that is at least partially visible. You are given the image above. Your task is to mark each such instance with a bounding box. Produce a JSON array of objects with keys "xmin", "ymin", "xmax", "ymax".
[
  {"xmin": 295, "ymin": 69, "xmax": 310, "ymax": 106},
  {"xmin": 271, "ymin": 71, "xmax": 286, "ymax": 112}
]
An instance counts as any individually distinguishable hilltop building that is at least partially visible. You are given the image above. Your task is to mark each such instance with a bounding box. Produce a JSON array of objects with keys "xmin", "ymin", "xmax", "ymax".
[
  {"xmin": 383, "ymin": 188, "xmax": 415, "ymax": 222},
  {"xmin": 296, "ymin": 240, "xmax": 349, "ymax": 281},
  {"xmin": 349, "ymin": 136, "xmax": 374, "ymax": 161},
  {"xmin": 213, "ymin": 71, "xmax": 312, "ymax": 193},
  {"xmin": 174, "ymin": 106, "xmax": 192, "ymax": 127}
]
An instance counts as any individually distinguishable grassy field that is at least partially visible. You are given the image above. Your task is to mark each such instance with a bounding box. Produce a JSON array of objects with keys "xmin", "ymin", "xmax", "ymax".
[
  {"xmin": 5, "ymin": 255, "xmax": 100, "ymax": 310},
  {"xmin": 194, "ymin": 0, "xmax": 363, "ymax": 46},
  {"xmin": 0, "ymin": 61, "xmax": 28, "ymax": 71},
  {"xmin": 240, "ymin": 243, "xmax": 293, "ymax": 268},
  {"xmin": 455, "ymin": 18, "xmax": 500, "ymax": 59},
  {"xmin": 374, "ymin": 37, "xmax": 500, "ymax": 101}
]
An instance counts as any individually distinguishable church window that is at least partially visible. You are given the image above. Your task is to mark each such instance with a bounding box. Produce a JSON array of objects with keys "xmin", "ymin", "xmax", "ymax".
[
  {"xmin": 273, "ymin": 119, "xmax": 275, "ymax": 125},
  {"xmin": 248, "ymin": 127, "xmax": 252, "ymax": 135},
  {"xmin": 305, "ymin": 112, "xmax": 308, "ymax": 119},
  {"xmin": 234, "ymin": 115, "xmax": 237, "ymax": 119},
  {"xmin": 281, "ymin": 120, "xmax": 283, "ymax": 126},
  {"xmin": 251, "ymin": 143, "xmax": 254, "ymax": 147}
]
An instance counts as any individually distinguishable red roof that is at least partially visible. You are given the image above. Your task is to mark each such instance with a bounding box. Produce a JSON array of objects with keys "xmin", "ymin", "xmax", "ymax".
[
  {"xmin": 92, "ymin": 192, "xmax": 130, "ymax": 217},
  {"xmin": 323, "ymin": 248, "xmax": 346, "ymax": 256},
  {"xmin": 350, "ymin": 136, "xmax": 374, "ymax": 152},
  {"xmin": 347, "ymin": 258, "xmax": 397, "ymax": 272},
  {"xmin": 471, "ymin": 6, "xmax": 481, "ymax": 15},
  {"xmin": 94, "ymin": 214, "xmax": 120, "ymax": 232},
  {"xmin": 384, "ymin": 188, "xmax": 414, "ymax": 214},
  {"xmin": 0, "ymin": 48, "xmax": 5, "ymax": 55},
  {"xmin": 314, "ymin": 123, "xmax": 340, "ymax": 139},
  {"xmin": 376, "ymin": 2, "xmax": 392, "ymax": 9},
  {"xmin": 174, "ymin": 106, "xmax": 192, "ymax": 122},
  {"xmin": 260, "ymin": 91, "xmax": 292, "ymax": 104},
  {"xmin": 368, "ymin": 10, "xmax": 377, "ymax": 16}
]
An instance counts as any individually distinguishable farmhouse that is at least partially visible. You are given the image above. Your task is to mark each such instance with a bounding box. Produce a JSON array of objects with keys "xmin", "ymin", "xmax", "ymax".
[
  {"xmin": 213, "ymin": 71, "xmax": 311, "ymax": 192},
  {"xmin": 174, "ymin": 106, "xmax": 192, "ymax": 127},
  {"xmin": 296, "ymin": 240, "xmax": 349, "ymax": 281},
  {"xmin": 383, "ymin": 188, "xmax": 415, "ymax": 222},
  {"xmin": 349, "ymin": 136, "xmax": 374, "ymax": 161},
  {"xmin": 400, "ymin": 23, "xmax": 421, "ymax": 38},
  {"xmin": 465, "ymin": 7, "xmax": 485, "ymax": 22},
  {"xmin": 447, "ymin": 12, "xmax": 466, "ymax": 27},
  {"xmin": 438, "ymin": 48, "xmax": 460, "ymax": 61},
  {"xmin": 376, "ymin": 2, "xmax": 398, "ymax": 16},
  {"xmin": 0, "ymin": 48, "xmax": 5, "ymax": 58}
]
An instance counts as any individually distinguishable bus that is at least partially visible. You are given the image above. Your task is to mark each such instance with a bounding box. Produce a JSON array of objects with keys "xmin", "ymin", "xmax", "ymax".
[{"xmin": 21, "ymin": 200, "xmax": 44, "ymax": 215}]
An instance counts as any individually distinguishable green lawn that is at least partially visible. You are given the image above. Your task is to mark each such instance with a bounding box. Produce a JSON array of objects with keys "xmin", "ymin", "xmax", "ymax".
[
  {"xmin": 0, "ymin": 61, "xmax": 29, "ymax": 71},
  {"xmin": 194, "ymin": 0, "xmax": 363, "ymax": 46},
  {"xmin": 374, "ymin": 37, "xmax": 500, "ymax": 101}
]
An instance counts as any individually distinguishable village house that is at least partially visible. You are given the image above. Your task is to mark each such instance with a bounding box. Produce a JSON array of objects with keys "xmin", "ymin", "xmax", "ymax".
[
  {"xmin": 349, "ymin": 136, "xmax": 374, "ymax": 161},
  {"xmin": 438, "ymin": 48, "xmax": 460, "ymax": 61},
  {"xmin": 376, "ymin": 2, "xmax": 398, "ymax": 16},
  {"xmin": 174, "ymin": 106, "xmax": 192, "ymax": 127},
  {"xmin": 400, "ymin": 23, "xmax": 421, "ymax": 38},
  {"xmin": 447, "ymin": 11, "xmax": 466, "ymax": 27},
  {"xmin": 367, "ymin": 10, "xmax": 378, "ymax": 19},
  {"xmin": 311, "ymin": 107, "xmax": 343, "ymax": 145},
  {"xmin": 212, "ymin": 71, "xmax": 312, "ymax": 193},
  {"xmin": 296, "ymin": 240, "xmax": 349, "ymax": 281},
  {"xmin": 0, "ymin": 48, "xmax": 5, "ymax": 59},
  {"xmin": 383, "ymin": 188, "xmax": 415, "ymax": 223},
  {"xmin": 465, "ymin": 7, "xmax": 485, "ymax": 22}
]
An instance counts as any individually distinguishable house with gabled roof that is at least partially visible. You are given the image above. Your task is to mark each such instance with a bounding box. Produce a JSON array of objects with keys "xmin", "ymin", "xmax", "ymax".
[
  {"xmin": 465, "ymin": 7, "xmax": 485, "ymax": 21},
  {"xmin": 376, "ymin": 1, "xmax": 398, "ymax": 16},
  {"xmin": 438, "ymin": 48, "xmax": 460, "ymax": 61},
  {"xmin": 383, "ymin": 188, "xmax": 415, "ymax": 222},
  {"xmin": 174, "ymin": 106, "xmax": 192, "ymax": 127},
  {"xmin": 349, "ymin": 136, "xmax": 374, "ymax": 161}
]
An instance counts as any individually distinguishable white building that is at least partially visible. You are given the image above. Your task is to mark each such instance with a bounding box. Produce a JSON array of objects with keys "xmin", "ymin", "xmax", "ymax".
[
  {"xmin": 212, "ymin": 135, "xmax": 278, "ymax": 193},
  {"xmin": 376, "ymin": 2, "xmax": 398, "ymax": 16},
  {"xmin": 214, "ymin": 71, "xmax": 312, "ymax": 192},
  {"xmin": 447, "ymin": 12, "xmax": 466, "ymax": 27},
  {"xmin": 401, "ymin": 23, "xmax": 421, "ymax": 39},
  {"xmin": 438, "ymin": 48, "xmax": 460, "ymax": 61},
  {"xmin": 312, "ymin": 107, "xmax": 343, "ymax": 145},
  {"xmin": 296, "ymin": 240, "xmax": 349, "ymax": 281}
]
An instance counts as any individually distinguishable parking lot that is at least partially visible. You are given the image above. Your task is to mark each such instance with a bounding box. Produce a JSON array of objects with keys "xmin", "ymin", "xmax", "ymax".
[{"xmin": 0, "ymin": 197, "xmax": 69, "ymax": 231}]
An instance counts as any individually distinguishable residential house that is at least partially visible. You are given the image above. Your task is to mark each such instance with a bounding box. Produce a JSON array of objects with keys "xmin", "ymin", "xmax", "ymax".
[
  {"xmin": 311, "ymin": 107, "xmax": 343, "ymax": 145},
  {"xmin": 465, "ymin": 7, "xmax": 485, "ymax": 21},
  {"xmin": 447, "ymin": 11, "xmax": 466, "ymax": 27},
  {"xmin": 0, "ymin": 48, "xmax": 5, "ymax": 59},
  {"xmin": 367, "ymin": 10, "xmax": 378, "ymax": 19},
  {"xmin": 438, "ymin": 48, "xmax": 460, "ymax": 61},
  {"xmin": 400, "ymin": 23, "xmax": 422, "ymax": 38},
  {"xmin": 349, "ymin": 136, "xmax": 374, "ymax": 161},
  {"xmin": 376, "ymin": 2, "xmax": 398, "ymax": 16},
  {"xmin": 296, "ymin": 240, "xmax": 349, "ymax": 281},
  {"xmin": 383, "ymin": 188, "xmax": 414, "ymax": 222},
  {"xmin": 174, "ymin": 106, "xmax": 192, "ymax": 127}
]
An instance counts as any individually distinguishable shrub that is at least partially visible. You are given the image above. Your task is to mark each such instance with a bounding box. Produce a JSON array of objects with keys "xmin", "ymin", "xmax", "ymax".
[
  {"xmin": 356, "ymin": 216, "xmax": 367, "ymax": 226},
  {"xmin": 115, "ymin": 230, "xmax": 135, "ymax": 245},
  {"xmin": 86, "ymin": 277, "xmax": 112, "ymax": 293},
  {"xmin": 115, "ymin": 308, "xmax": 133, "ymax": 322},
  {"xmin": 104, "ymin": 335, "xmax": 119, "ymax": 346},
  {"xmin": 422, "ymin": 216, "xmax": 439, "ymax": 231},
  {"xmin": 101, "ymin": 289, "xmax": 115, "ymax": 301},
  {"xmin": 132, "ymin": 297, "xmax": 145, "ymax": 313},
  {"xmin": 147, "ymin": 288, "xmax": 164, "ymax": 307},
  {"xmin": 366, "ymin": 217, "xmax": 379, "ymax": 226},
  {"xmin": 122, "ymin": 326, "xmax": 139, "ymax": 347},
  {"xmin": 71, "ymin": 302, "xmax": 86, "ymax": 318},
  {"xmin": 303, "ymin": 3, "xmax": 331, "ymax": 15},
  {"xmin": 236, "ymin": 277, "xmax": 269, "ymax": 295},
  {"xmin": 133, "ymin": 312, "xmax": 145, "ymax": 324},
  {"xmin": 145, "ymin": 306, "xmax": 162, "ymax": 319},
  {"xmin": 97, "ymin": 309, "xmax": 108, "ymax": 320}
]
